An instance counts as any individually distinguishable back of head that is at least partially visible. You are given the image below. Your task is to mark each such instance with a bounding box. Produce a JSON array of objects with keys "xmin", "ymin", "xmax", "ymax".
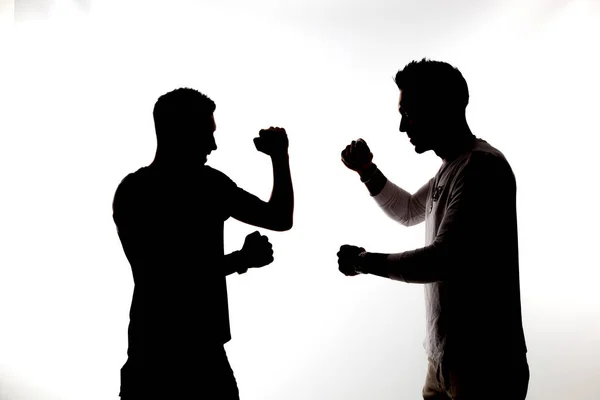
[
  {"xmin": 153, "ymin": 88, "xmax": 216, "ymax": 144},
  {"xmin": 395, "ymin": 58, "xmax": 469, "ymax": 116}
]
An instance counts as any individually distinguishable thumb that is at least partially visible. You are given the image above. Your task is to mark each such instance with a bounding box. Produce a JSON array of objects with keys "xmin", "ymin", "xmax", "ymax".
[
  {"xmin": 245, "ymin": 231, "xmax": 261, "ymax": 243},
  {"xmin": 254, "ymin": 137, "xmax": 265, "ymax": 151}
]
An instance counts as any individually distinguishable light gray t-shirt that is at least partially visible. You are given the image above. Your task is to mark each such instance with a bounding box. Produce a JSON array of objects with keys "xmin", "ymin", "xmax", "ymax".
[{"xmin": 372, "ymin": 138, "xmax": 527, "ymax": 362}]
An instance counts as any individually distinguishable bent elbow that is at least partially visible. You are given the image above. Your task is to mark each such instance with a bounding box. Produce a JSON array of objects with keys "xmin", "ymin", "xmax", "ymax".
[
  {"xmin": 382, "ymin": 209, "xmax": 415, "ymax": 227},
  {"xmin": 267, "ymin": 215, "xmax": 293, "ymax": 231},
  {"xmin": 404, "ymin": 218, "xmax": 423, "ymax": 228},
  {"xmin": 277, "ymin": 218, "xmax": 293, "ymax": 231}
]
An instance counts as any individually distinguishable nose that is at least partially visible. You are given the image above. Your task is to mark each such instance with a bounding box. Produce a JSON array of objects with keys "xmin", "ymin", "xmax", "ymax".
[
  {"xmin": 208, "ymin": 135, "xmax": 217, "ymax": 152},
  {"xmin": 400, "ymin": 115, "xmax": 407, "ymax": 133}
]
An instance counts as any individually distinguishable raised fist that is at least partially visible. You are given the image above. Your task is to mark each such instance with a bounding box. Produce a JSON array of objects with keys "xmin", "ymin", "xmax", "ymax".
[
  {"xmin": 241, "ymin": 231, "xmax": 274, "ymax": 269},
  {"xmin": 254, "ymin": 126, "xmax": 289, "ymax": 158},
  {"xmin": 337, "ymin": 244, "xmax": 365, "ymax": 277},
  {"xmin": 341, "ymin": 138, "xmax": 373, "ymax": 173}
]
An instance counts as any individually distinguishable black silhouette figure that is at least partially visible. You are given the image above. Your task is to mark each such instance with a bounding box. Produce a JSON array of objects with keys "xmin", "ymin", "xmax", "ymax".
[
  {"xmin": 112, "ymin": 88, "xmax": 293, "ymax": 399},
  {"xmin": 338, "ymin": 59, "xmax": 529, "ymax": 399}
]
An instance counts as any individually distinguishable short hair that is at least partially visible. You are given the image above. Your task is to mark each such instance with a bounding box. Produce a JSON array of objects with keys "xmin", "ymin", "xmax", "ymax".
[
  {"xmin": 153, "ymin": 88, "xmax": 216, "ymax": 136},
  {"xmin": 394, "ymin": 58, "xmax": 469, "ymax": 112}
]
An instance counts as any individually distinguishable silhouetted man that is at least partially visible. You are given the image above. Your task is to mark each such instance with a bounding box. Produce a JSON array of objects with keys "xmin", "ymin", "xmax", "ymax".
[
  {"xmin": 337, "ymin": 59, "xmax": 529, "ymax": 399},
  {"xmin": 112, "ymin": 88, "xmax": 294, "ymax": 399}
]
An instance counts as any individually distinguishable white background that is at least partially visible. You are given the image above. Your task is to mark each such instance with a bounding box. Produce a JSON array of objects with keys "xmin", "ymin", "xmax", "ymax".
[{"xmin": 1, "ymin": 0, "xmax": 599, "ymax": 399}]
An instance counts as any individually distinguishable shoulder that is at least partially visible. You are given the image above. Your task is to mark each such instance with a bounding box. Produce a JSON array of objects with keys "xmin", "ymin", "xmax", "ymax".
[
  {"xmin": 203, "ymin": 165, "xmax": 238, "ymax": 189},
  {"xmin": 471, "ymin": 138, "xmax": 512, "ymax": 165},
  {"xmin": 454, "ymin": 138, "xmax": 508, "ymax": 173},
  {"xmin": 113, "ymin": 167, "xmax": 150, "ymax": 208},
  {"xmin": 116, "ymin": 167, "xmax": 150, "ymax": 191},
  {"xmin": 467, "ymin": 150, "xmax": 506, "ymax": 169},
  {"xmin": 460, "ymin": 146, "xmax": 516, "ymax": 191}
]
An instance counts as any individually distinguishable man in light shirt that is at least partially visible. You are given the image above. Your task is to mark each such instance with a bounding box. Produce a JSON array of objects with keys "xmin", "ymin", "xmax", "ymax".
[{"xmin": 337, "ymin": 59, "xmax": 529, "ymax": 399}]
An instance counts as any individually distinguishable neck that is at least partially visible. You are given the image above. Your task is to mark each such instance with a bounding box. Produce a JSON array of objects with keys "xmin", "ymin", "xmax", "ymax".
[
  {"xmin": 151, "ymin": 149, "xmax": 206, "ymax": 171},
  {"xmin": 433, "ymin": 123, "xmax": 475, "ymax": 162}
]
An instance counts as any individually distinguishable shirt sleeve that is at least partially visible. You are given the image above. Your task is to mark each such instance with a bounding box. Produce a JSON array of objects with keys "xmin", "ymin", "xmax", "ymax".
[
  {"xmin": 387, "ymin": 152, "xmax": 515, "ymax": 283},
  {"xmin": 112, "ymin": 173, "xmax": 151, "ymax": 267},
  {"xmin": 204, "ymin": 167, "xmax": 242, "ymax": 219},
  {"xmin": 207, "ymin": 167, "xmax": 268, "ymax": 223},
  {"xmin": 112, "ymin": 173, "xmax": 139, "ymax": 228},
  {"xmin": 372, "ymin": 179, "xmax": 431, "ymax": 227}
]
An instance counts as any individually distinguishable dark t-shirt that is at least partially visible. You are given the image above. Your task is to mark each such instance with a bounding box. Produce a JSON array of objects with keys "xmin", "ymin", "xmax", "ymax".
[{"xmin": 112, "ymin": 164, "xmax": 243, "ymax": 395}]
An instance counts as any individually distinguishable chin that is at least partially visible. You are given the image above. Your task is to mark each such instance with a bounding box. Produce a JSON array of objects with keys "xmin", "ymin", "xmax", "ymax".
[{"xmin": 413, "ymin": 144, "xmax": 429, "ymax": 154}]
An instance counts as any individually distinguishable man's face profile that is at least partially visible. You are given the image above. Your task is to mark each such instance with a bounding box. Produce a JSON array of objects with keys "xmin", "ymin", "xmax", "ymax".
[
  {"xmin": 399, "ymin": 90, "xmax": 428, "ymax": 154},
  {"xmin": 195, "ymin": 114, "xmax": 217, "ymax": 164},
  {"xmin": 398, "ymin": 90, "xmax": 446, "ymax": 155},
  {"xmin": 174, "ymin": 113, "xmax": 217, "ymax": 165}
]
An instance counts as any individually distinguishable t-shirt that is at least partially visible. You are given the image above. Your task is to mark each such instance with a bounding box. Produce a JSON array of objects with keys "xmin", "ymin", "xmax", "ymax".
[
  {"xmin": 112, "ymin": 164, "xmax": 243, "ymax": 395},
  {"xmin": 373, "ymin": 138, "xmax": 527, "ymax": 362}
]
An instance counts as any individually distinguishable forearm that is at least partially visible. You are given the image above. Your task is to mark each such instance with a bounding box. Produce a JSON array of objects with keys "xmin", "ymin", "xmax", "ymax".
[
  {"xmin": 357, "ymin": 163, "xmax": 427, "ymax": 227},
  {"xmin": 357, "ymin": 252, "xmax": 389, "ymax": 278},
  {"xmin": 386, "ymin": 245, "xmax": 448, "ymax": 283},
  {"xmin": 268, "ymin": 153, "xmax": 294, "ymax": 229},
  {"xmin": 359, "ymin": 245, "xmax": 448, "ymax": 283}
]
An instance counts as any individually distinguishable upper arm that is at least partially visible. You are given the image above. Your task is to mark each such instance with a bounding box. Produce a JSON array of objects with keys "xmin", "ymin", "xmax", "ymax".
[
  {"xmin": 226, "ymin": 186, "xmax": 291, "ymax": 231},
  {"xmin": 211, "ymin": 169, "xmax": 291, "ymax": 231},
  {"xmin": 435, "ymin": 152, "xmax": 515, "ymax": 255},
  {"xmin": 411, "ymin": 179, "xmax": 432, "ymax": 219},
  {"xmin": 112, "ymin": 175, "xmax": 136, "ymax": 228},
  {"xmin": 112, "ymin": 175, "xmax": 148, "ymax": 263},
  {"xmin": 208, "ymin": 167, "xmax": 290, "ymax": 231},
  {"xmin": 402, "ymin": 180, "xmax": 430, "ymax": 226},
  {"xmin": 374, "ymin": 179, "xmax": 431, "ymax": 226}
]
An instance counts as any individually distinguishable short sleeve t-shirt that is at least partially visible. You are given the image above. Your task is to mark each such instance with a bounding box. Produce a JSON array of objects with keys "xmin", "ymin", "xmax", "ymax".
[{"xmin": 112, "ymin": 164, "xmax": 242, "ymax": 394}]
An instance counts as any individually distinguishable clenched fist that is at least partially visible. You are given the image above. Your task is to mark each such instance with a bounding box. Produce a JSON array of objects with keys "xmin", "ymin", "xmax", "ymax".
[
  {"xmin": 254, "ymin": 127, "xmax": 289, "ymax": 158},
  {"xmin": 241, "ymin": 231, "xmax": 274, "ymax": 269},
  {"xmin": 337, "ymin": 244, "xmax": 366, "ymax": 276},
  {"xmin": 341, "ymin": 138, "xmax": 373, "ymax": 173}
]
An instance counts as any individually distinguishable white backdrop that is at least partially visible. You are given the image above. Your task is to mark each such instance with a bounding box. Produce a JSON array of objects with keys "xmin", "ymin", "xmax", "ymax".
[{"xmin": 1, "ymin": 0, "xmax": 599, "ymax": 399}]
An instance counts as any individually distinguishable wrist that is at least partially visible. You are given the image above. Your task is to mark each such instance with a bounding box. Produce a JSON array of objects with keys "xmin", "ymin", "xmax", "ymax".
[
  {"xmin": 236, "ymin": 250, "xmax": 250, "ymax": 274},
  {"xmin": 359, "ymin": 163, "xmax": 377, "ymax": 182},
  {"xmin": 358, "ymin": 252, "xmax": 390, "ymax": 278},
  {"xmin": 270, "ymin": 152, "xmax": 289, "ymax": 162},
  {"xmin": 354, "ymin": 250, "xmax": 369, "ymax": 274}
]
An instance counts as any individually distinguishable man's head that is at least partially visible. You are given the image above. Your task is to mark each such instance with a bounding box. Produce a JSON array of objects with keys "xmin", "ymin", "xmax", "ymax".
[
  {"xmin": 395, "ymin": 58, "xmax": 470, "ymax": 154},
  {"xmin": 153, "ymin": 88, "xmax": 217, "ymax": 164}
]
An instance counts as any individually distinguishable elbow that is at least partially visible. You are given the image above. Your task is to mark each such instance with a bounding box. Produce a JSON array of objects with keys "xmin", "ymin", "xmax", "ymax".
[
  {"xmin": 277, "ymin": 207, "xmax": 294, "ymax": 231},
  {"xmin": 404, "ymin": 218, "xmax": 422, "ymax": 228},
  {"xmin": 266, "ymin": 202, "xmax": 293, "ymax": 231},
  {"xmin": 395, "ymin": 216, "xmax": 413, "ymax": 227},
  {"xmin": 383, "ymin": 210, "xmax": 414, "ymax": 227},
  {"xmin": 270, "ymin": 216, "xmax": 293, "ymax": 231},
  {"xmin": 277, "ymin": 218, "xmax": 293, "ymax": 231}
]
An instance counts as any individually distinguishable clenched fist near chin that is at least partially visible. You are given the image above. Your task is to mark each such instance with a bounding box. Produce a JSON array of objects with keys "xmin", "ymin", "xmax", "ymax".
[
  {"xmin": 341, "ymin": 138, "xmax": 373, "ymax": 173},
  {"xmin": 254, "ymin": 127, "xmax": 289, "ymax": 158}
]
